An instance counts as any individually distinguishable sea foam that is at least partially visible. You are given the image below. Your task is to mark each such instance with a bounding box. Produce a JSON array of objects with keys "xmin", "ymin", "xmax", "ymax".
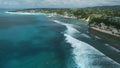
[
  {"xmin": 5, "ymin": 11, "xmax": 47, "ymax": 15},
  {"xmin": 53, "ymin": 20, "xmax": 120, "ymax": 68},
  {"xmin": 64, "ymin": 34, "xmax": 120, "ymax": 68},
  {"xmin": 53, "ymin": 20, "xmax": 80, "ymax": 35}
]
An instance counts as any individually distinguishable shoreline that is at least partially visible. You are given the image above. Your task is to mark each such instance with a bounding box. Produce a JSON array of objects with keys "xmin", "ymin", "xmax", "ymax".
[
  {"xmin": 2, "ymin": 10, "xmax": 120, "ymax": 67},
  {"xmin": 89, "ymin": 27, "xmax": 120, "ymax": 50},
  {"xmin": 90, "ymin": 27, "xmax": 120, "ymax": 38},
  {"xmin": 54, "ymin": 18, "xmax": 120, "ymax": 64},
  {"xmin": 7, "ymin": 11, "xmax": 120, "ymax": 50},
  {"xmin": 7, "ymin": 11, "xmax": 89, "ymax": 23},
  {"xmin": 5, "ymin": 11, "xmax": 55, "ymax": 15}
]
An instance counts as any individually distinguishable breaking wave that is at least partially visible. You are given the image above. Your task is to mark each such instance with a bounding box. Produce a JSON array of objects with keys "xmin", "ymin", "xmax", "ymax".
[
  {"xmin": 5, "ymin": 11, "xmax": 47, "ymax": 15},
  {"xmin": 53, "ymin": 20, "xmax": 120, "ymax": 68}
]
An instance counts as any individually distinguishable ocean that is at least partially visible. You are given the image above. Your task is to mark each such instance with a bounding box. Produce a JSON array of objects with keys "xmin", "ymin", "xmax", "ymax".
[{"xmin": 0, "ymin": 10, "xmax": 120, "ymax": 68}]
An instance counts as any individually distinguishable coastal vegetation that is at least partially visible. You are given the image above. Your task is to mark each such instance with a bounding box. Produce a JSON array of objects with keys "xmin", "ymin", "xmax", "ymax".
[
  {"xmin": 9, "ymin": 5, "xmax": 120, "ymax": 36},
  {"xmin": 10, "ymin": 6, "xmax": 120, "ymax": 19},
  {"xmin": 8, "ymin": 5, "xmax": 120, "ymax": 50}
]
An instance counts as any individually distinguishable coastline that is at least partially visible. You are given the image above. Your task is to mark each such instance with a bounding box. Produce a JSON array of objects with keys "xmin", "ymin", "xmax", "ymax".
[
  {"xmin": 51, "ymin": 13, "xmax": 120, "ymax": 50},
  {"xmin": 5, "ymin": 11, "xmax": 55, "ymax": 15},
  {"xmin": 53, "ymin": 17, "xmax": 120, "ymax": 64},
  {"xmin": 89, "ymin": 27, "xmax": 120, "ymax": 50},
  {"xmin": 5, "ymin": 11, "xmax": 119, "ymax": 65},
  {"xmin": 7, "ymin": 11, "xmax": 89, "ymax": 23},
  {"xmin": 7, "ymin": 11, "xmax": 120, "ymax": 50},
  {"xmin": 55, "ymin": 17, "xmax": 120, "ymax": 66},
  {"xmin": 90, "ymin": 27, "xmax": 120, "ymax": 37}
]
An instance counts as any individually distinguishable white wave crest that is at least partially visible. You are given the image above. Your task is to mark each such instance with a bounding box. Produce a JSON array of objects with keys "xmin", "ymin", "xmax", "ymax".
[
  {"xmin": 81, "ymin": 33, "xmax": 91, "ymax": 39},
  {"xmin": 64, "ymin": 34, "xmax": 120, "ymax": 68},
  {"xmin": 95, "ymin": 36, "xmax": 101, "ymax": 39},
  {"xmin": 5, "ymin": 11, "xmax": 47, "ymax": 15},
  {"xmin": 53, "ymin": 19, "xmax": 120, "ymax": 68},
  {"xmin": 53, "ymin": 20, "xmax": 80, "ymax": 35},
  {"xmin": 105, "ymin": 44, "xmax": 120, "ymax": 53}
]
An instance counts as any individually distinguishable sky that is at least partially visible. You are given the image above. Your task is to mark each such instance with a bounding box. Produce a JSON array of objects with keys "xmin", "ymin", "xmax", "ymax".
[{"xmin": 0, "ymin": 0, "xmax": 120, "ymax": 8}]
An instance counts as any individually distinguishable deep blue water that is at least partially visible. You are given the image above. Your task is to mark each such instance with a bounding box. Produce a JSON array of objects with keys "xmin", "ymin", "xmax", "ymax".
[{"xmin": 0, "ymin": 10, "xmax": 120, "ymax": 68}]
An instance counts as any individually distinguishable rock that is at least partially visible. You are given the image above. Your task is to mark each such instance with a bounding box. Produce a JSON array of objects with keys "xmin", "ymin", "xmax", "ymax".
[
  {"xmin": 100, "ymin": 23, "xmax": 107, "ymax": 30},
  {"xmin": 111, "ymin": 28, "xmax": 119, "ymax": 34},
  {"xmin": 118, "ymin": 29, "xmax": 120, "ymax": 35},
  {"xmin": 108, "ymin": 26, "xmax": 114, "ymax": 30},
  {"xmin": 90, "ymin": 22, "xmax": 96, "ymax": 27}
]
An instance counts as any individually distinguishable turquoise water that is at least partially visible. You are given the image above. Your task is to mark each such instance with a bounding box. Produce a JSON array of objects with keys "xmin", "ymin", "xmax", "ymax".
[
  {"xmin": 0, "ymin": 10, "xmax": 120, "ymax": 68},
  {"xmin": 0, "ymin": 11, "xmax": 75, "ymax": 68}
]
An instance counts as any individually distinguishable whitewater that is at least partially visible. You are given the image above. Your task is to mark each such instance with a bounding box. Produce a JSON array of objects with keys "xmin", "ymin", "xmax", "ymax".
[
  {"xmin": 53, "ymin": 20, "xmax": 120, "ymax": 68},
  {"xmin": 5, "ymin": 11, "xmax": 49, "ymax": 15},
  {"xmin": 4, "ymin": 12, "xmax": 120, "ymax": 68}
]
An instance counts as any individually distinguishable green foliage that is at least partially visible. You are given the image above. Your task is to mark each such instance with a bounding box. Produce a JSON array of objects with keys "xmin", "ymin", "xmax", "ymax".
[
  {"xmin": 10, "ymin": 6, "xmax": 120, "ymax": 29},
  {"xmin": 90, "ymin": 18, "xmax": 120, "ymax": 29}
]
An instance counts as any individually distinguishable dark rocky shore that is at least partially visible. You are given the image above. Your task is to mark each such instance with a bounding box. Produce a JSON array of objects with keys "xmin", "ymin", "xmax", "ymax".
[
  {"xmin": 89, "ymin": 27, "xmax": 120, "ymax": 50},
  {"xmin": 55, "ymin": 17, "xmax": 120, "ymax": 64}
]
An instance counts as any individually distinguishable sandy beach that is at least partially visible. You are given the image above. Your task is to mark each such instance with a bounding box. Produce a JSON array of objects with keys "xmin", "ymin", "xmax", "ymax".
[{"xmin": 90, "ymin": 27, "xmax": 120, "ymax": 38}]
